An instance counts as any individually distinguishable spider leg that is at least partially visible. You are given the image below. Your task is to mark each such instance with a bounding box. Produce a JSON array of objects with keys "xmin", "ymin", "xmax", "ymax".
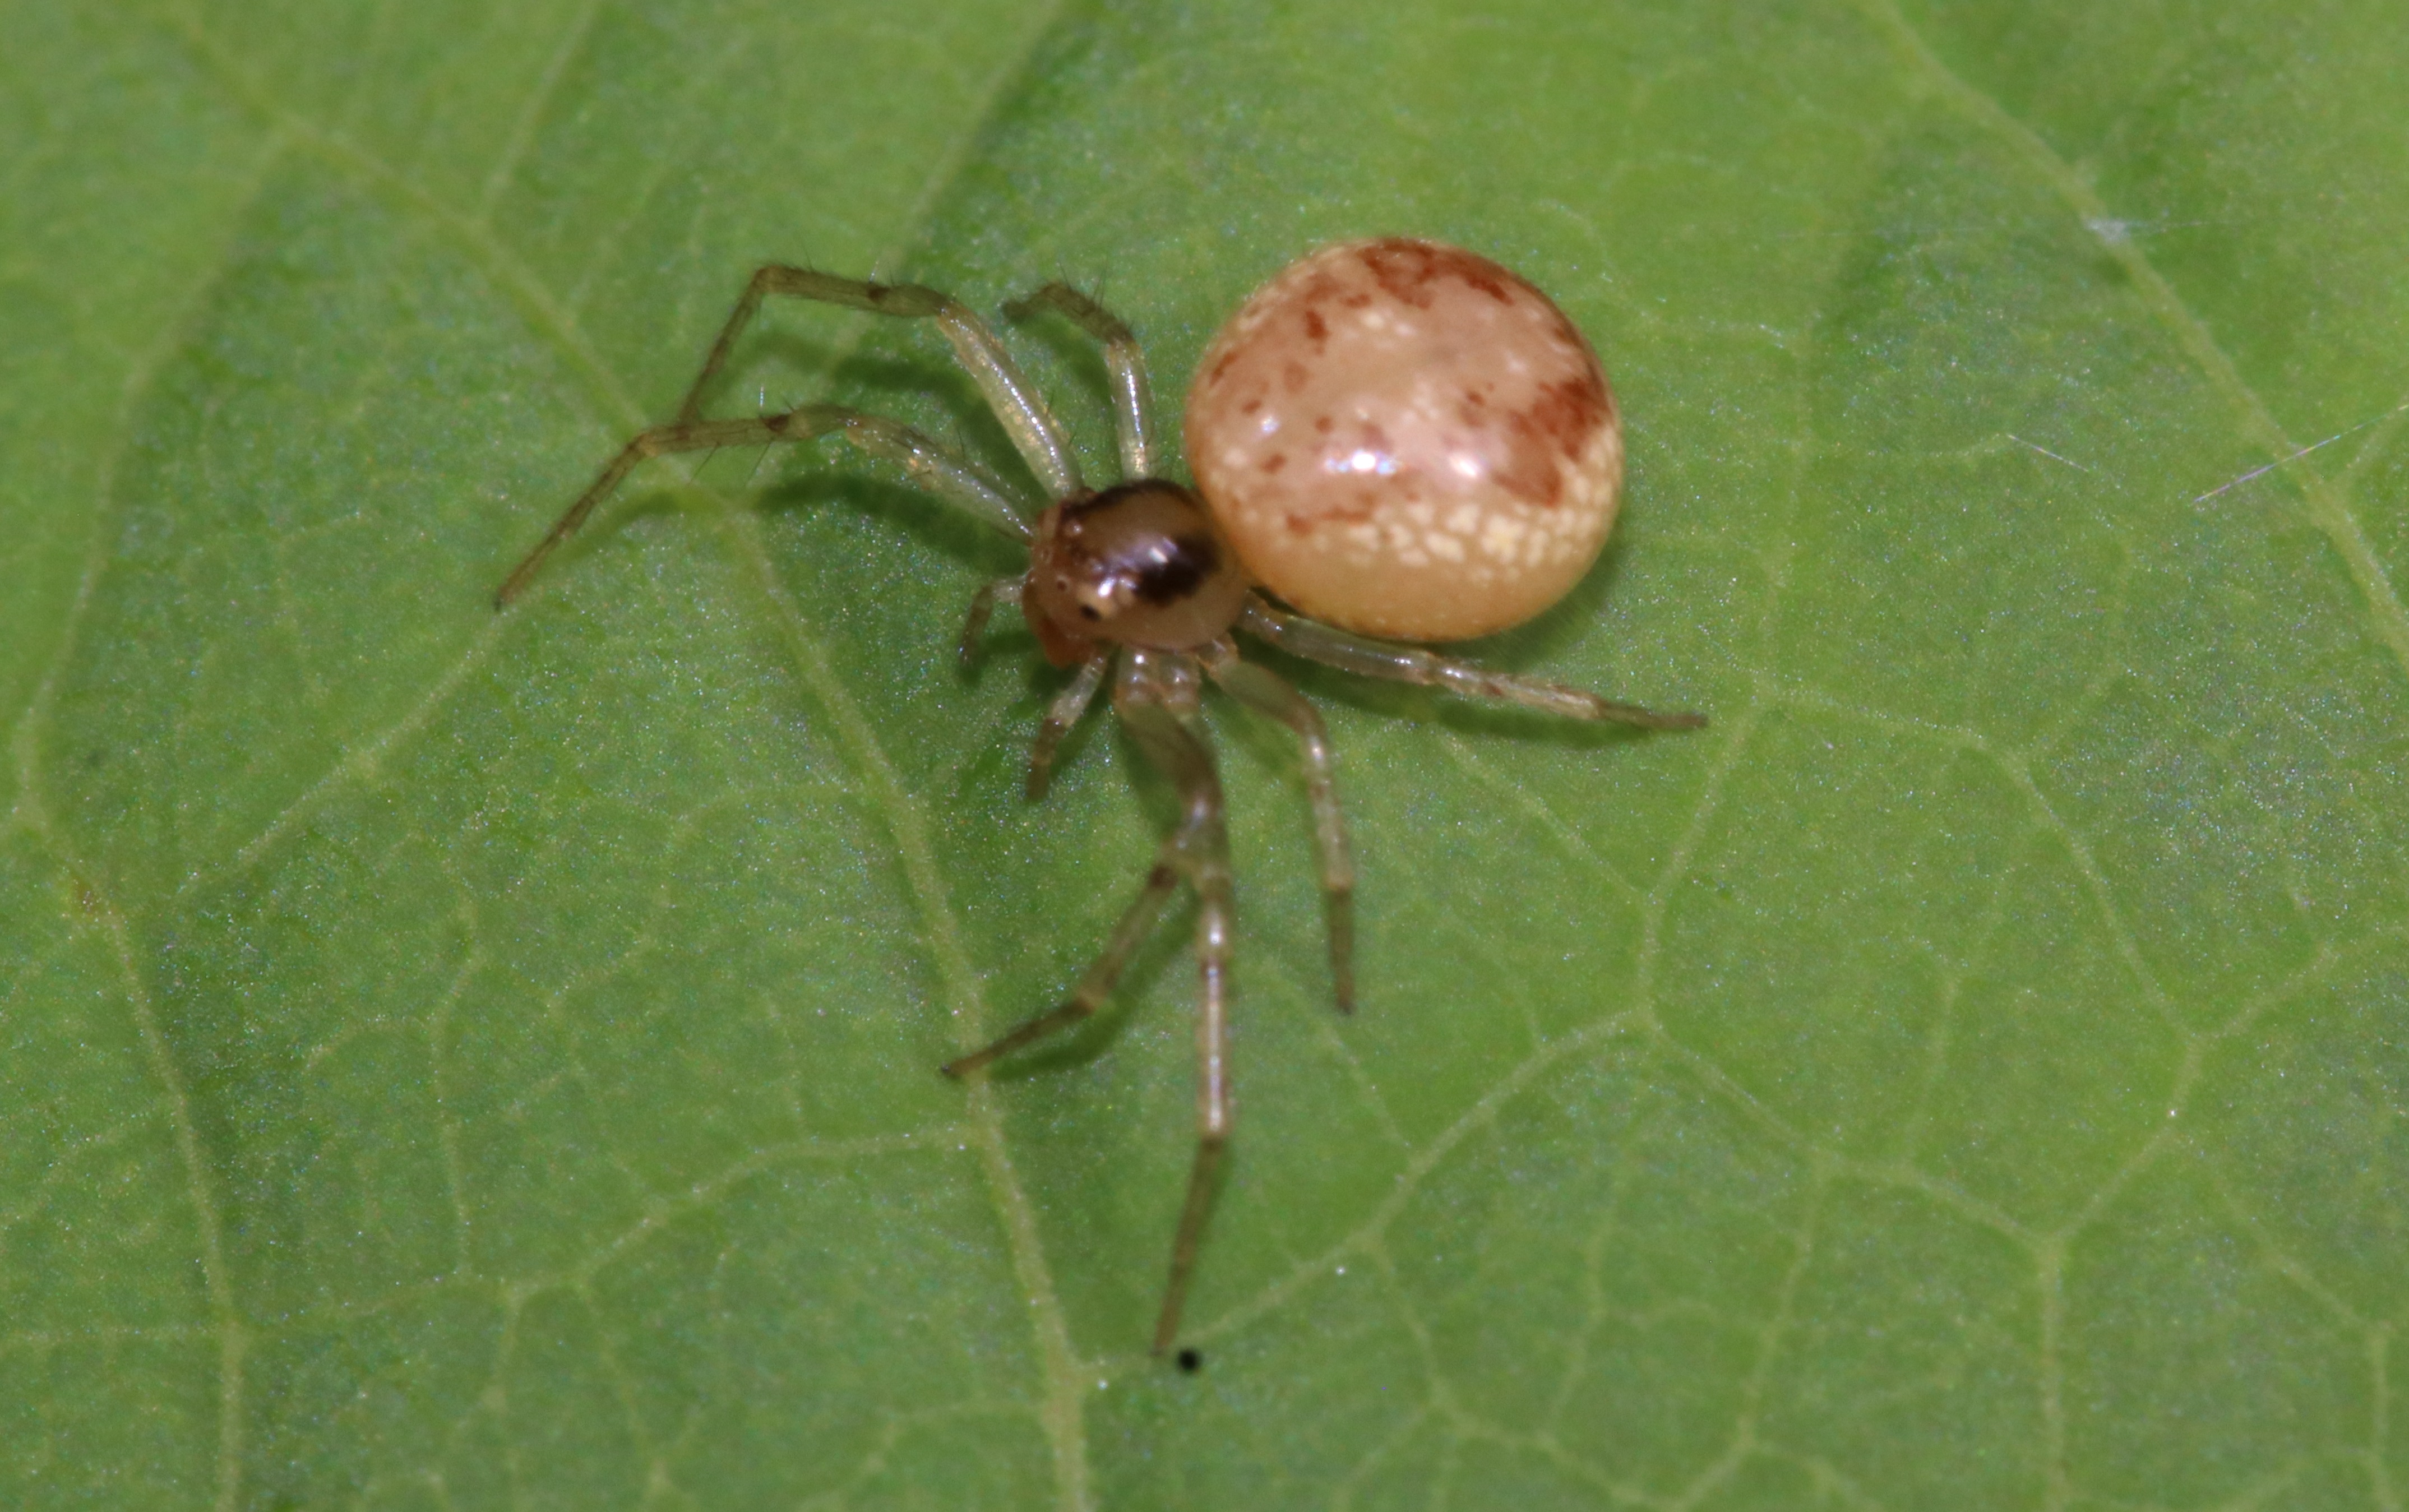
[
  {"xmin": 1238, "ymin": 595, "xmax": 1709, "ymax": 729},
  {"xmin": 1197, "ymin": 637, "xmax": 1356, "ymax": 1014},
  {"xmin": 939, "ymin": 841, "xmax": 1184, "ymax": 1078},
  {"xmin": 684, "ymin": 265, "xmax": 1086, "ymax": 498},
  {"xmin": 938, "ymin": 649, "xmax": 1216, "ymax": 1079},
  {"xmin": 958, "ymin": 577, "xmax": 1023, "ymax": 667},
  {"xmin": 950, "ymin": 647, "xmax": 1233, "ymax": 1353},
  {"xmin": 837, "ymin": 413, "xmax": 1035, "ymax": 539},
  {"xmin": 1024, "ymin": 650, "xmax": 1112, "ymax": 799},
  {"xmin": 1004, "ymin": 283, "xmax": 1157, "ymax": 479},
  {"xmin": 1110, "ymin": 650, "xmax": 1234, "ymax": 1356},
  {"xmin": 495, "ymin": 406, "xmax": 1030, "ymax": 605}
]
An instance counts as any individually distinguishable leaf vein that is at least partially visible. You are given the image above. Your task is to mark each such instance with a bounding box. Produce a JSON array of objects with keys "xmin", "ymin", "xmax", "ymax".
[{"xmin": 1855, "ymin": 0, "xmax": 2409, "ymax": 686}]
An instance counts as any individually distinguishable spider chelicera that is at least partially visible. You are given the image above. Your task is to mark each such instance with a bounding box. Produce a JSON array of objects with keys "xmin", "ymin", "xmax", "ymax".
[{"xmin": 496, "ymin": 238, "xmax": 1706, "ymax": 1356}]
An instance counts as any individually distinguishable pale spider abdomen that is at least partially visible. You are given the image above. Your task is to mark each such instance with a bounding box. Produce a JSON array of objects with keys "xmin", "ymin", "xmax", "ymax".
[{"xmin": 1186, "ymin": 238, "xmax": 1622, "ymax": 641}]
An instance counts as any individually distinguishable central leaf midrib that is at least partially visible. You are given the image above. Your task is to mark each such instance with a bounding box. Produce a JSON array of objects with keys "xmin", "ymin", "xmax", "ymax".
[{"xmin": 150, "ymin": 3, "xmax": 1105, "ymax": 1505}]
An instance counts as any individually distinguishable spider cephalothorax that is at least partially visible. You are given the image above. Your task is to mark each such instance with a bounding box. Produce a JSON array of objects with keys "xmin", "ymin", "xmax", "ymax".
[
  {"xmin": 1023, "ymin": 480, "xmax": 1249, "ymax": 664},
  {"xmin": 497, "ymin": 238, "xmax": 1705, "ymax": 1357}
]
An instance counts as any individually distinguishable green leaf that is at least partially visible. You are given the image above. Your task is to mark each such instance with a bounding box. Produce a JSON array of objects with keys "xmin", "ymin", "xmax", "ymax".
[{"xmin": 7, "ymin": 0, "xmax": 2405, "ymax": 1506}]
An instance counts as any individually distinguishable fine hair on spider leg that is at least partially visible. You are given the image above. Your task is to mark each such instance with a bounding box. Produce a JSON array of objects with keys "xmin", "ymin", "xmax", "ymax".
[{"xmin": 493, "ymin": 243, "xmax": 1707, "ymax": 1357}]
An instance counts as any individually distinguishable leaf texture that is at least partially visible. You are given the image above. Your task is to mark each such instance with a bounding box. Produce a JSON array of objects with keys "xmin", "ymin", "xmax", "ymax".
[{"xmin": 3, "ymin": 1, "xmax": 2405, "ymax": 1507}]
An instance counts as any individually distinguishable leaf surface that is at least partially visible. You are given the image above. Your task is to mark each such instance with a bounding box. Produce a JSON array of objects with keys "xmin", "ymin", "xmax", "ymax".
[{"xmin": 5, "ymin": 1, "xmax": 2405, "ymax": 1507}]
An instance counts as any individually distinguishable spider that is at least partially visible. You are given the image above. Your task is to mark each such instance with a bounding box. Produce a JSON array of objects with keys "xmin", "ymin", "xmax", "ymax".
[{"xmin": 496, "ymin": 238, "xmax": 1705, "ymax": 1356}]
